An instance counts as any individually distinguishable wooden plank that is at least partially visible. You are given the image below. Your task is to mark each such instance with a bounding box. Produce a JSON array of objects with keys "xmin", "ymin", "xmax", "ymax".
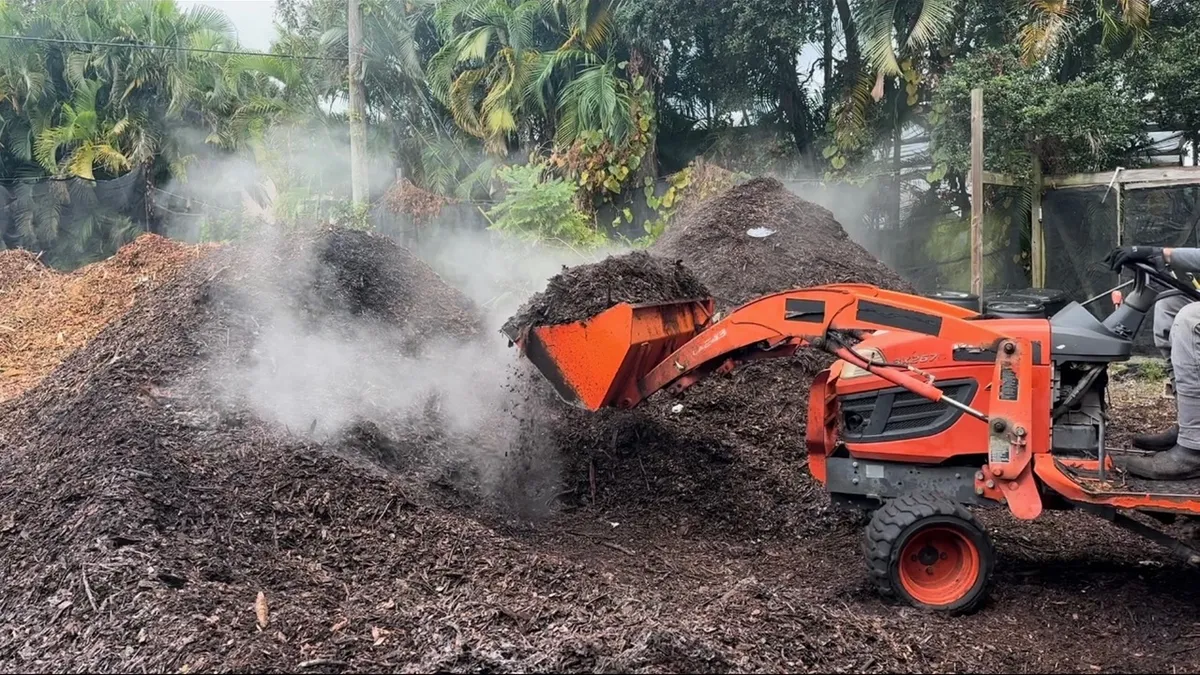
[
  {"xmin": 970, "ymin": 88, "xmax": 983, "ymax": 300},
  {"xmin": 980, "ymin": 170, "xmax": 1018, "ymax": 187},
  {"xmin": 1123, "ymin": 178, "xmax": 1200, "ymax": 191},
  {"xmin": 1116, "ymin": 183, "xmax": 1124, "ymax": 246},
  {"xmin": 1031, "ymin": 155, "xmax": 1044, "ymax": 287},
  {"xmin": 1046, "ymin": 167, "xmax": 1200, "ymax": 189}
]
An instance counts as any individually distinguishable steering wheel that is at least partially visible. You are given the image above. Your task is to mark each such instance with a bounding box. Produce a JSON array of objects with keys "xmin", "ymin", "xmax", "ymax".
[{"xmin": 1128, "ymin": 261, "xmax": 1200, "ymax": 303}]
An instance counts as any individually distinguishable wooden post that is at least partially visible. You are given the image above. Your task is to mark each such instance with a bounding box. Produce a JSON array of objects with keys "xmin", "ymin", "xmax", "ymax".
[
  {"xmin": 1116, "ymin": 182, "xmax": 1124, "ymax": 246},
  {"xmin": 1031, "ymin": 155, "xmax": 1044, "ymax": 287},
  {"xmin": 970, "ymin": 88, "xmax": 984, "ymax": 299}
]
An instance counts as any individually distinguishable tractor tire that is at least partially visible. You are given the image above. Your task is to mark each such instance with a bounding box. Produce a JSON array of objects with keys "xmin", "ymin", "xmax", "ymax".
[{"xmin": 864, "ymin": 492, "xmax": 994, "ymax": 615}]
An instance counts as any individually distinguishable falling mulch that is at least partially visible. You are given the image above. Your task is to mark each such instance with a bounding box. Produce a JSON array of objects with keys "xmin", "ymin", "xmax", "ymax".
[
  {"xmin": 0, "ymin": 235, "xmax": 215, "ymax": 402},
  {"xmin": 501, "ymin": 251, "xmax": 708, "ymax": 337}
]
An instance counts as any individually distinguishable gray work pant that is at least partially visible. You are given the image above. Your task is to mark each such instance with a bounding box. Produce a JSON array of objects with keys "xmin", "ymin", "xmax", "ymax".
[
  {"xmin": 1155, "ymin": 292, "xmax": 1191, "ymax": 395},
  {"xmin": 1170, "ymin": 301, "xmax": 1200, "ymax": 449}
]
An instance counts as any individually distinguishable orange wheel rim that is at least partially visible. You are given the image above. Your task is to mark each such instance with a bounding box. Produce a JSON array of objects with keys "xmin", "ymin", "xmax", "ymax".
[{"xmin": 898, "ymin": 526, "xmax": 980, "ymax": 607}]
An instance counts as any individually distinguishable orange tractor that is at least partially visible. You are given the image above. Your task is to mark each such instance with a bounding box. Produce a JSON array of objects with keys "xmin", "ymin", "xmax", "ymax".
[{"xmin": 505, "ymin": 260, "xmax": 1200, "ymax": 614}]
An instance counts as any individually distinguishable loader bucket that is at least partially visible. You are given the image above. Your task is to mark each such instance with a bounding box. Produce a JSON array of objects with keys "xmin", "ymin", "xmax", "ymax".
[{"xmin": 506, "ymin": 299, "xmax": 715, "ymax": 411}]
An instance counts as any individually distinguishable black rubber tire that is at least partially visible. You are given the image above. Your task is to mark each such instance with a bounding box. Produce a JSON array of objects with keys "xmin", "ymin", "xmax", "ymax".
[{"xmin": 863, "ymin": 493, "xmax": 995, "ymax": 615}]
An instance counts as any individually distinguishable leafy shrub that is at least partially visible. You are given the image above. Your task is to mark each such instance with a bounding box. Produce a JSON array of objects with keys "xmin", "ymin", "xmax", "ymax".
[{"xmin": 487, "ymin": 164, "xmax": 606, "ymax": 247}]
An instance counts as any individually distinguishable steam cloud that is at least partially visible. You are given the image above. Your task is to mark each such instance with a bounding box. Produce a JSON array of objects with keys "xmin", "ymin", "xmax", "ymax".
[{"xmin": 194, "ymin": 210, "xmax": 625, "ymax": 519}]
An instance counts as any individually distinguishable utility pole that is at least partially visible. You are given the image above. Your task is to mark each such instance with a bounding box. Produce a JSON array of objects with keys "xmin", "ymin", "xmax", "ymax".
[{"xmin": 348, "ymin": 0, "xmax": 368, "ymax": 206}]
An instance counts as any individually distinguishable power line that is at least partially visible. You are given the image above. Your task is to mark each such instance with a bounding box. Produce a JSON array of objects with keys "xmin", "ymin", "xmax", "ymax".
[{"xmin": 0, "ymin": 34, "xmax": 346, "ymax": 62}]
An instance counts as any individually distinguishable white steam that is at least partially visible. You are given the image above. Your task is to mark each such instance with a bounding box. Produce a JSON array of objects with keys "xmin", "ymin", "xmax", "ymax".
[{"xmin": 192, "ymin": 215, "xmax": 624, "ymax": 518}]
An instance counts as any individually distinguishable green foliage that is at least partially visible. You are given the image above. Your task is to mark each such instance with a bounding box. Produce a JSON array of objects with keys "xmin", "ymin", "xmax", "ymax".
[
  {"xmin": 1126, "ymin": 11, "xmax": 1200, "ymax": 140},
  {"xmin": 550, "ymin": 73, "xmax": 655, "ymax": 205},
  {"xmin": 427, "ymin": 0, "xmax": 635, "ymax": 154},
  {"xmin": 930, "ymin": 49, "xmax": 1145, "ymax": 181},
  {"xmin": 487, "ymin": 164, "xmax": 605, "ymax": 247}
]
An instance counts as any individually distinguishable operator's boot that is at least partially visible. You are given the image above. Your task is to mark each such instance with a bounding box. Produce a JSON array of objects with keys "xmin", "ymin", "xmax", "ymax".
[
  {"xmin": 1119, "ymin": 444, "xmax": 1200, "ymax": 480},
  {"xmin": 1132, "ymin": 424, "xmax": 1179, "ymax": 452}
]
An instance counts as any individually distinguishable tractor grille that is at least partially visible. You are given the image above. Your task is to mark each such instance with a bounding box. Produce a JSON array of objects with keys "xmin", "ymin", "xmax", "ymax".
[{"xmin": 839, "ymin": 378, "xmax": 978, "ymax": 443}]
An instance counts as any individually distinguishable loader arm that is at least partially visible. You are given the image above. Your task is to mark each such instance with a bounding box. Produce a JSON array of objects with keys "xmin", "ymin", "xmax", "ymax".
[{"xmin": 633, "ymin": 287, "xmax": 1006, "ymax": 407}]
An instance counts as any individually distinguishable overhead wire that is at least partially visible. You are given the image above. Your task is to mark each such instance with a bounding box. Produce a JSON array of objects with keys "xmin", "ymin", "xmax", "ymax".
[{"xmin": 0, "ymin": 34, "xmax": 346, "ymax": 62}]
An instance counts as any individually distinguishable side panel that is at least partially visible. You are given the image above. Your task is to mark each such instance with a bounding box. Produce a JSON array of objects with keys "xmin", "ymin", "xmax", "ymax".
[{"xmin": 833, "ymin": 319, "xmax": 1053, "ymax": 465}]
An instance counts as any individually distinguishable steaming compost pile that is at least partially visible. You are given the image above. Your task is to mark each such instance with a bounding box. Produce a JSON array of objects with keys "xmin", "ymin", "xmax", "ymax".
[
  {"xmin": 0, "ymin": 235, "xmax": 211, "ymax": 402},
  {"xmin": 509, "ymin": 178, "xmax": 917, "ymax": 537}
]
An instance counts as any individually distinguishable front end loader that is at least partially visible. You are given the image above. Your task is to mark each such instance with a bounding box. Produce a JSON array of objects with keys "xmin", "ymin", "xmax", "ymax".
[{"xmin": 504, "ymin": 260, "xmax": 1200, "ymax": 614}]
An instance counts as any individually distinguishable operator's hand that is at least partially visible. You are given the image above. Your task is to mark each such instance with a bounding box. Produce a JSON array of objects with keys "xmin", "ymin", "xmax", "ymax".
[{"xmin": 1104, "ymin": 245, "xmax": 1164, "ymax": 272}]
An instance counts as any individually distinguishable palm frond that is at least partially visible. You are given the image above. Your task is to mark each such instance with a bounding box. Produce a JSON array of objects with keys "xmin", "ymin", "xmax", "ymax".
[
  {"xmin": 857, "ymin": 0, "xmax": 902, "ymax": 76},
  {"xmin": 1020, "ymin": 0, "xmax": 1071, "ymax": 63},
  {"xmin": 904, "ymin": 0, "xmax": 957, "ymax": 51}
]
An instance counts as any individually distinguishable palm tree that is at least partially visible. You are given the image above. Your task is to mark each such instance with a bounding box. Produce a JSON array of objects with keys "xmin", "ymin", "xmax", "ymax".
[
  {"xmin": 427, "ymin": 0, "xmax": 634, "ymax": 153},
  {"xmin": 1019, "ymin": 0, "xmax": 1150, "ymax": 63},
  {"xmin": 427, "ymin": 0, "xmax": 550, "ymax": 153},
  {"xmin": 34, "ymin": 79, "xmax": 131, "ymax": 180}
]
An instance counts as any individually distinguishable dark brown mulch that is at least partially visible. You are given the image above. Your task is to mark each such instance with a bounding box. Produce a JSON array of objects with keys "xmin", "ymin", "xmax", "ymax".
[
  {"xmin": 505, "ymin": 177, "xmax": 913, "ymax": 539},
  {"xmin": 501, "ymin": 251, "xmax": 708, "ymax": 337},
  {"xmin": 651, "ymin": 176, "xmax": 913, "ymax": 305}
]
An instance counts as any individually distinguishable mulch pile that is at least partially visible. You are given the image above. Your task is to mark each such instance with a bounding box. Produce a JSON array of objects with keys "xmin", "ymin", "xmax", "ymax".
[
  {"xmin": 506, "ymin": 177, "xmax": 914, "ymax": 536},
  {"xmin": 0, "ymin": 235, "xmax": 213, "ymax": 402},
  {"xmin": 502, "ymin": 251, "xmax": 708, "ymax": 336},
  {"xmin": 652, "ymin": 176, "xmax": 912, "ymax": 304}
]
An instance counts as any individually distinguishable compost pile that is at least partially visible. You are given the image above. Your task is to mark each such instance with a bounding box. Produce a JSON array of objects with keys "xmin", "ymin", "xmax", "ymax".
[
  {"xmin": 0, "ymin": 235, "xmax": 211, "ymax": 401},
  {"xmin": 0, "ymin": 228, "xmax": 514, "ymax": 672},
  {"xmin": 652, "ymin": 176, "xmax": 913, "ymax": 304}
]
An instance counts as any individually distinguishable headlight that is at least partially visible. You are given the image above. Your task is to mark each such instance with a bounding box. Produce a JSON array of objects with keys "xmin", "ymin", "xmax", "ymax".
[{"xmin": 840, "ymin": 347, "xmax": 883, "ymax": 379}]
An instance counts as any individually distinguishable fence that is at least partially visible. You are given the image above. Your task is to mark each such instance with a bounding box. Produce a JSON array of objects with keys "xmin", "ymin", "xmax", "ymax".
[{"xmin": 0, "ymin": 167, "xmax": 151, "ymax": 269}]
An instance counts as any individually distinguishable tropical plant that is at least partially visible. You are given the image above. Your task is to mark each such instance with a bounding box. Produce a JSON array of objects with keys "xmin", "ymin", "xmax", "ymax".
[{"xmin": 486, "ymin": 163, "xmax": 605, "ymax": 246}]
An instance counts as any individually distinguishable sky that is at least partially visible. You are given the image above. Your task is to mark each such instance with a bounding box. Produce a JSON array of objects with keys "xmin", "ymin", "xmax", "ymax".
[{"xmin": 180, "ymin": 0, "xmax": 279, "ymax": 50}]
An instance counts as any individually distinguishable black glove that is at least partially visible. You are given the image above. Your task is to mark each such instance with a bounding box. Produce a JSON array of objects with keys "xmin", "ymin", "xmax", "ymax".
[{"xmin": 1104, "ymin": 245, "xmax": 1163, "ymax": 272}]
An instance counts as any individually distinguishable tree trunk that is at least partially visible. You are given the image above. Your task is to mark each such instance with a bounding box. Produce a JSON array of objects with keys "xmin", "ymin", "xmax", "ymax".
[
  {"xmin": 834, "ymin": 0, "xmax": 861, "ymax": 77},
  {"xmin": 629, "ymin": 47, "xmax": 658, "ymax": 181},
  {"xmin": 822, "ymin": 0, "xmax": 833, "ymax": 120},
  {"xmin": 143, "ymin": 159, "xmax": 160, "ymax": 235},
  {"xmin": 892, "ymin": 111, "xmax": 902, "ymax": 230},
  {"xmin": 348, "ymin": 0, "xmax": 369, "ymax": 206},
  {"xmin": 776, "ymin": 51, "xmax": 811, "ymax": 156}
]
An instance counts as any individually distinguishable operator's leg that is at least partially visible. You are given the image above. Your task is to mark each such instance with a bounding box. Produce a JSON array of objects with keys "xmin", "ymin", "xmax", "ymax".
[
  {"xmin": 1155, "ymin": 292, "xmax": 1189, "ymax": 392},
  {"xmin": 1122, "ymin": 301, "xmax": 1200, "ymax": 480},
  {"xmin": 1134, "ymin": 294, "xmax": 1190, "ymax": 450}
]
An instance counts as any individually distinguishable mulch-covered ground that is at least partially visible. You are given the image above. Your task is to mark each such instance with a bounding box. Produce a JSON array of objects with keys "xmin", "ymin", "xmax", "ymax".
[{"xmin": 1, "ymin": 188, "xmax": 1199, "ymax": 672}]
